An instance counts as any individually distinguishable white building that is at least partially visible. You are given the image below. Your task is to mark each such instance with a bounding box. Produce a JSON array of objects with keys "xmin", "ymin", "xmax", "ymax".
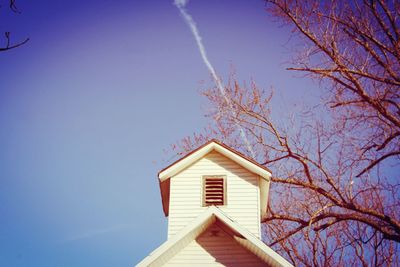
[{"xmin": 137, "ymin": 140, "xmax": 293, "ymax": 267}]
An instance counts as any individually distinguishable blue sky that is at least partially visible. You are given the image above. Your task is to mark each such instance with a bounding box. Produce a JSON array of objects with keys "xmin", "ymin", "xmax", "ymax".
[{"xmin": 0, "ymin": 0, "xmax": 319, "ymax": 266}]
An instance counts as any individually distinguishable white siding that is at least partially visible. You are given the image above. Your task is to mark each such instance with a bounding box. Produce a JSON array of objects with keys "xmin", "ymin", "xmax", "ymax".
[
  {"xmin": 165, "ymin": 223, "xmax": 267, "ymax": 266},
  {"xmin": 168, "ymin": 151, "xmax": 260, "ymax": 238}
]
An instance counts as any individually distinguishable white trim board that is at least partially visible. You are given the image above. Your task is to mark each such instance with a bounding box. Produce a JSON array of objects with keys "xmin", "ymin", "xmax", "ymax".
[{"xmin": 136, "ymin": 206, "xmax": 293, "ymax": 267}]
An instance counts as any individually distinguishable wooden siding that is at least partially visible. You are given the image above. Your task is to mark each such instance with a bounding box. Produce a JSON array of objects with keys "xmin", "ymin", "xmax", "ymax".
[
  {"xmin": 164, "ymin": 223, "xmax": 268, "ymax": 266},
  {"xmin": 168, "ymin": 151, "xmax": 260, "ymax": 238}
]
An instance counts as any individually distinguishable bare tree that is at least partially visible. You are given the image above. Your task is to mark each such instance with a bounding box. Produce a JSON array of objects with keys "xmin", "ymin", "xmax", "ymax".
[
  {"xmin": 266, "ymin": 0, "xmax": 400, "ymax": 178},
  {"xmin": 171, "ymin": 0, "xmax": 400, "ymax": 265},
  {"xmin": 1, "ymin": 0, "xmax": 29, "ymax": 52}
]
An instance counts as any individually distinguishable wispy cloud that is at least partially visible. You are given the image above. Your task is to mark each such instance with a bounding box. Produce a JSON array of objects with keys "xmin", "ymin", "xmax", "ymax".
[
  {"xmin": 174, "ymin": 0, "xmax": 256, "ymax": 158},
  {"xmin": 60, "ymin": 223, "xmax": 130, "ymax": 243}
]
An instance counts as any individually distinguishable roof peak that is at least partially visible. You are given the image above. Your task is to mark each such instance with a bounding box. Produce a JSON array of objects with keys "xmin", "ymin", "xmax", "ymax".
[
  {"xmin": 159, "ymin": 139, "xmax": 271, "ymax": 180},
  {"xmin": 137, "ymin": 206, "xmax": 292, "ymax": 267}
]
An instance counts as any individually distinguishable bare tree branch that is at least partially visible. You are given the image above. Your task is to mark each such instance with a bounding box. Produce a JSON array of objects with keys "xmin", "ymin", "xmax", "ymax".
[
  {"xmin": 173, "ymin": 0, "xmax": 400, "ymax": 265},
  {"xmin": 1, "ymin": 0, "xmax": 29, "ymax": 52}
]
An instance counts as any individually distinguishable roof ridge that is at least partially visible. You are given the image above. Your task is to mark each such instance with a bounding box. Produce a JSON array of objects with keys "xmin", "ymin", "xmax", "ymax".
[{"xmin": 158, "ymin": 139, "xmax": 272, "ymax": 179}]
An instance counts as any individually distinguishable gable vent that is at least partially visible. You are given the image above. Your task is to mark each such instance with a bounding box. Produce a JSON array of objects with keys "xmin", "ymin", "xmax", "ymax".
[{"xmin": 203, "ymin": 176, "xmax": 225, "ymax": 206}]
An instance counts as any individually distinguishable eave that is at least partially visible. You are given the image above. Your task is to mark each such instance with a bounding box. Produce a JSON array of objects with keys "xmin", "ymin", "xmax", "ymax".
[{"xmin": 136, "ymin": 206, "xmax": 292, "ymax": 267}]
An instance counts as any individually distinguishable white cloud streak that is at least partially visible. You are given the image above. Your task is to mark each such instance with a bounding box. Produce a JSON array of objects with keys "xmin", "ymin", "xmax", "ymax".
[
  {"xmin": 174, "ymin": 0, "xmax": 256, "ymax": 158},
  {"xmin": 60, "ymin": 223, "xmax": 130, "ymax": 243}
]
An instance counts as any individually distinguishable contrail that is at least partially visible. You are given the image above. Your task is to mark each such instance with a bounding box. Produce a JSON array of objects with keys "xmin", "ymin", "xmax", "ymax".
[
  {"xmin": 59, "ymin": 223, "xmax": 130, "ymax": 243},
  {"xmin": 174, "ymin": 0, "xmax": 256, "ymax": 158}
]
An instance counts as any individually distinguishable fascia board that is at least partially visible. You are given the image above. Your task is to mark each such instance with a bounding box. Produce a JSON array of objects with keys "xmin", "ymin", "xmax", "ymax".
[
  {"xmin": 158, "ymin": 143, "xmax": 214, "ymax": 182},
  {"xmin": 212, "ymin": 207, "xmax": 293, "ymax": 267},
  {"xmin": 136, "ymin": 208, "xmax": 216, "ymax": 266},
  {"xmin": 137, "ymin": 206, "xmax": 292, "ymax": 267},
  {"xmin": 158, "ymin": 142, "xmax": 271, "ymax": 182}
]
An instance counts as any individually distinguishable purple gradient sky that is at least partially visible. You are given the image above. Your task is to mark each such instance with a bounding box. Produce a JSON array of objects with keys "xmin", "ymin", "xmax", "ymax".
[{"xmin": 0, "ymin": 1, "xmax": 319, "ymax": 266}]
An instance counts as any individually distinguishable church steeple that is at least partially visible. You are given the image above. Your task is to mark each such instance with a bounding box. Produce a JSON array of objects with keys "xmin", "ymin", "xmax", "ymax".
[{"xmin": 158, "ymin": 140, "xmax": 271, "ymax": 238}]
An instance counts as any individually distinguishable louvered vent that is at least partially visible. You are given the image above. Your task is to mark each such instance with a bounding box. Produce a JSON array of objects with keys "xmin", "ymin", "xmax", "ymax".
[{"xmin": 203, "ymin": 176, "xmax": 225, "ymax": 206}]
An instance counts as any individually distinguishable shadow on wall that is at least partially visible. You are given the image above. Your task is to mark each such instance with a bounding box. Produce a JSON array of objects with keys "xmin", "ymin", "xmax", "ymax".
[{"xmin": 194, "ymin": 223, "xmax": 268, "ymax": 266}]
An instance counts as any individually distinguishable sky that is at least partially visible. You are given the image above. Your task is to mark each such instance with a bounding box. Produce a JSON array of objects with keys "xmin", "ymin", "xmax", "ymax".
[{"xmin": 0, "ymin": 1, "xmax": 319, "ymax": 266}]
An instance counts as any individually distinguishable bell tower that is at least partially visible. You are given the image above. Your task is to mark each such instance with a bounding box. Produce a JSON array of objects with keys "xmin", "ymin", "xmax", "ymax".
[{"xmin": 158, "ymin": 140, "xmax": 271, "ymax": 238}]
